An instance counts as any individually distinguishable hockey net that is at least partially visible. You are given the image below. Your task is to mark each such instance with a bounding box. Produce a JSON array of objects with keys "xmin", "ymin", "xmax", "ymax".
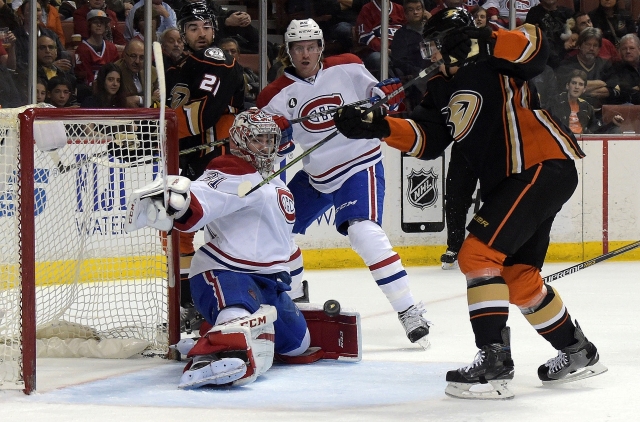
[{"xmin": 0, "ymin": 105, "xmax": 180, "ymax": 393}]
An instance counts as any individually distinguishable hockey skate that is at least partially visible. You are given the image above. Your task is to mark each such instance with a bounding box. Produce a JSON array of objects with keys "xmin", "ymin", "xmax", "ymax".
[
  {"xmin": 538, "ymin": 321, "xmax": 608, "ymax": 385},
  {"xmin": 445, "ymin": 327, "xmax": 515, "ymax": 400},
  {"xmin": 440, "ymin": 250, "xmax": 459, "ymax": 270},
  {"xmin": 180, "ymin": 305, "xmax": 204, "ymax": 335},
  {"xmin": 178, "ymin": 354, "xmax": 247, "ymax": 389},
  {"xmin": 398, "ymin": 302, "xmax": 430, "ymax": 350}
]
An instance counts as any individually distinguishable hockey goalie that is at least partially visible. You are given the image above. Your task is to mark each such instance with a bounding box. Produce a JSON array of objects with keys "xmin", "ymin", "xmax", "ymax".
[{"xmin": 125, "ymin": 109, "xmax": 360, "ymax": 388}]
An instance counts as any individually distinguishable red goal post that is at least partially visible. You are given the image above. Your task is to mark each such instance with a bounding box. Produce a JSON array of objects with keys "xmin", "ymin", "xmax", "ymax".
[{"xmin": 0, "ymin": 105, "xmax": 180, "ymax": 394}]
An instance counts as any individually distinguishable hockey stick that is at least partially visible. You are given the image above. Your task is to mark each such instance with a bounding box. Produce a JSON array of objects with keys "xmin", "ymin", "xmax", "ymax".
[
  {"xmin": 178, "ymin": 60, "xmax": 445, "ymax": 157},
  {"xmin": 543, "ymin": 240, "xmax": 640, "ymax": 283},
  {"xmin": 236, "ymin": 60, "xmax": 446, "ymax": 198},
  {"xmin": 153, "ymin": 41, "xmax": 169, "ymax": 212}
]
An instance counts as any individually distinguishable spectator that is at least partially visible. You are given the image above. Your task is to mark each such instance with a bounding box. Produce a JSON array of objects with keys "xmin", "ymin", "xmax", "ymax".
[
  {"xmin": 36, "ymin": 76, "xmax": 46, "ymax": 102},
  {"xmin": 430, "ymin": 0, "xmax": 472, "ymax": 16},
  {"xmin": 482, "ymin": 0, "xmax": 538, "ymax": 27},
  {"xmin": 74, "ymin": 0, "xmax": 126, "ymax": 46},
  {"xmin": 0, "ymin": 60, "xmax": 23, "ymax": 107},
  {"xmin": 556, "ymin": 27, "xmax": 615, "ymax": 112},
  {"xmin": 606, "ymin": 34, "xmax": 640, "ymax": 104},
  {"xmin": 115, "ymin": 38, "xmax": 159, "ymax": 108},
  {"xmin": 356, "ymin": 0, "xmax": 406, "ymax": 78},
  {"xmin": 310, "ymin": 0, "xmax": 371, "ymax": 55},
  {"xmin": 159, "ymin": 27, "xmax": 184, "ymax": 66},
  {"xmin": 219, "ymin": 37, "xmax": 259, "ymax": 108},
  {"xmin": 0, "ymin": 0, "xmax": 20, "ymax": 32},
  {"xmin": 74, "ymin": 9, "xmax": 119, "ymax": 86},
  {"xmin": 36, "ymin": 34, "xmax": 76, "ymax": 99},
  {"xmin": 390, "ymin": 0, "xmax": 429, "ymax": 112},
  {"xmin": 131, "ymin": 4, "xmax": 161, "ymax": 42},
  {"xmin": 474, "ymin": 6, "xmax": 488, "ymax": 28},
  {"xmin": 588, "ymin": 0, "xmax": 635, "ymax": 48},
  {"xmin": 124, "ymin": 0, "xmax": 176, "ymax": 41},
  {"xmin": 38, "ymin": 0, "xmax": 65, "ymax": 45},
  {"xmin": 81, "ymin": 62, "xmax": 127, "ymax": 107},
  {"xmin": 571, "ymin": 11, "xmax": 619, "ymax": 61},
  {"xmin": 46, "ymin": 75, "xmax": 77, "ymax": 107},
  {"xmin": 525, "ymin": 0, "xmax": 574, "ymax": 68},
  {"xmin": 548, "ymin": 69, "xmax": 623, "ymax": 133}
]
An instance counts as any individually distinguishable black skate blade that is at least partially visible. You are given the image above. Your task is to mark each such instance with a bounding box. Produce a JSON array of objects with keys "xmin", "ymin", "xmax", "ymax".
[
  {"xmin": 445, "ymin": 380, "xmax": 514, "ymax": 400},
  {"xmin": 541, "ymin": 361, "xmax": 608, "ymax": 386}
]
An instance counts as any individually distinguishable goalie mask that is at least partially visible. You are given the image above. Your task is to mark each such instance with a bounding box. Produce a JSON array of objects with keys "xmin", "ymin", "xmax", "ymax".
[{"xmin": 229, "ymin": 109, "xmax": 281, "ymax": 179}]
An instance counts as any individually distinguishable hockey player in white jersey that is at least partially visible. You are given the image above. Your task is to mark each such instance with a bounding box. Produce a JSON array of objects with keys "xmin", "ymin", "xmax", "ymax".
[
  {"xmin": 125, "ymin": 109, "xmax": 311, "ymax": 388},
  {"xmin": 256, "ymin": 18, "xmax": 431, "ymax": 349}
]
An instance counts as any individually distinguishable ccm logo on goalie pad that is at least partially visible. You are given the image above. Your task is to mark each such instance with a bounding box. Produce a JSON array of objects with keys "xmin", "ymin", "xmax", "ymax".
[
  {"xmin": 240, "ymin": 315, "xmax": 268, "ymax": 328},
  {"xmin": 277, "ymin": 188, "xmax": 295, "ymax": 224},
  {"xmin": 299, "ymin": 94, "xmax": 343, "ymax": 133}
]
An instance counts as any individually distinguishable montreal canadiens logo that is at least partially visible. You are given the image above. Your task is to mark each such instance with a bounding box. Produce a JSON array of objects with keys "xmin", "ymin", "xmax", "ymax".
[
  {"xmin": 406, "ymin": 168, "xmax": 438, "ymax": 210},
  {"xmin": 299, "ymin": 94, "xmax": 343, "ymax": 133},
  {"xmin": 276, "ymin": 188, "xmax": 295, "ymax": 224}
]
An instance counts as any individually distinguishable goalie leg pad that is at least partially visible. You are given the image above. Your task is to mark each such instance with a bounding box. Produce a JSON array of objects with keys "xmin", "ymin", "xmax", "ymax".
[
  {"xmin": 297, "ymin": 303, "xmax": 362, "ymax": 361},
  {"xmin": 184, "ymin": 305, "xmax": 277, "ymax": 387},
  {"xmin": 178, "ymin": 356, "xmax": 247, "ymax": 389}
]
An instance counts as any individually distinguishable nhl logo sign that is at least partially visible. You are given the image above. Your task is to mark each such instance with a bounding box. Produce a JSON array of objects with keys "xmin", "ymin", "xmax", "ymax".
[{"xmin": 406, "ymin": 169, "xmax": 438, "ymax": 209}]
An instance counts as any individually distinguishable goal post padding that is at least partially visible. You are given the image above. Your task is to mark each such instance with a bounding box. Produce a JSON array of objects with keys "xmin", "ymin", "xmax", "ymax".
[{"xmin": 0, "ymin": 106, "xmax": 181, "ymax": 393}]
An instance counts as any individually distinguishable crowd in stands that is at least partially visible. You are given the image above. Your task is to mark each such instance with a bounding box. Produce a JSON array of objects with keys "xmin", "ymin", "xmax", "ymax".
[{"xmin": 0, "ymin": 0, "xmax": 639, "ymax": 134}]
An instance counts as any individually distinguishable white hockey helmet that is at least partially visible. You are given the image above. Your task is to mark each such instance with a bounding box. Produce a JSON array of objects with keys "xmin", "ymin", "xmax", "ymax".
[
  {"xmin": 229, "ymin": 108, "xmax": 281, "ymax": 178},
  {"xmin": 284, "ymin": 18, "xmax": 324, "ymax": 57}
]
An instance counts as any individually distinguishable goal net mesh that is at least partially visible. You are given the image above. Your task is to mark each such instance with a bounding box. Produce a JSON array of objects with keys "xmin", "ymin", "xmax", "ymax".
[{"xmin": 0, "ymin": 105, "xmax": 178, "ymax": 390}]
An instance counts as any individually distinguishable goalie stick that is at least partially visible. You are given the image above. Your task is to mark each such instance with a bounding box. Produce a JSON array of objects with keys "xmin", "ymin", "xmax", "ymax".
[
  {"xmin": 236, "ymin": 60, "xmax": 446, "ymax": 198},
  {"xmin": 543, "ymin": 240, "xmax": 640, "ymax": 283}
]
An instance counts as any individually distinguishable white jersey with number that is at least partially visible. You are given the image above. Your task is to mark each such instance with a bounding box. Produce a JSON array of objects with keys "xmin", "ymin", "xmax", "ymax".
[
  {"xmin": 174, "ymin": 155, "xmax": 296, "ymax": 277},
  {"xmin": 257, "ymin": 54, "xmax": 383, "ymax": 193}
]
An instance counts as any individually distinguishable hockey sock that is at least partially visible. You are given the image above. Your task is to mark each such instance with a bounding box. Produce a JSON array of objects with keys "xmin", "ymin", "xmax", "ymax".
[
  {"xmin": 180, "ymin": 252, "xmax": 195, "ymax": 307},
  {"xmin": 348, "ymin": 220, "xmax": 414, "ymax": 312},
  {"xmin": 286, "ymin": 246, "xmax": 305, "ymax": 300},
  {"xmin": 520, "ymin": 284, "xmax": 576, "ymax": 350},
  {"xmin": 467, "ymin": 275, "xmax": 510, "ymax": 348}
]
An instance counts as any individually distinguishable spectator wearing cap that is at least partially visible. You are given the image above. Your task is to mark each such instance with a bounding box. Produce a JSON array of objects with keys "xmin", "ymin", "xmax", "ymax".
[
  {"xmin": 75, "ymin": 9, "xmax": 119, "ymax": 87},
  {"xmin": 74, "ymin": 0, "xmax": 126, "ymax": 46}
]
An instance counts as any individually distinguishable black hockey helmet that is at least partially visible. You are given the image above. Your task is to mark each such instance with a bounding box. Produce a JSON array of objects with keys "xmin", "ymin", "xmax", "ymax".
[
  {"xmin": 177, "ymin": 1, "xmax": 217, "ymax": 35},
  {"xmin": 422, "ymin": 7, "xmax": 475, "ymax": 42}
]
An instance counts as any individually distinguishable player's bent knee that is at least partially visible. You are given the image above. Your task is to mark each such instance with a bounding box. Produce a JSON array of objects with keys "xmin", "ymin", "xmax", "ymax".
[
  {"xmin": 347, "ymin": 219, "xmax": 394, "ymax": 266},
  {"xmin": 458, "ymin": 234, "xmax": 506, "ymax": 275},
  {"xmin": 502, "ymin": 264, "xmax": 546, "ymax": 308}
]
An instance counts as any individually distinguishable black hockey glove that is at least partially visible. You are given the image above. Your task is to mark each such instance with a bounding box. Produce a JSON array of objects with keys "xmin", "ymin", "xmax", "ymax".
[
  {"xmin": 440, "ymin": 26, "xmax": 493, "ymax": 64},
  {"xmin": 334, "ymin": 106, "xmax": 391, "ymax": 140}
]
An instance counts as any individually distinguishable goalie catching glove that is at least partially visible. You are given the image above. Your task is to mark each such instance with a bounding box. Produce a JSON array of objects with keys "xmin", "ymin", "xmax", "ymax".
[
  {"xmin": 333, "ymin": 105, "xmax": 390, "ymax": 140},
  {"xmin": 124, "ymin": 175, "xmax": 191, "ymax": 232}
]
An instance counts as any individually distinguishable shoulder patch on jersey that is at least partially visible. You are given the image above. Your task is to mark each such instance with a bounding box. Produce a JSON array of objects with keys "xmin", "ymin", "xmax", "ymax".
[
  {"xmin": 207, "ymin": 155, "xmax": 257, "ymax": 175},
  {"xmin": 203, "ymin": 47, "xmax": 227, "ymax": 61},
  {"xmin": 323, "ymin": 53, "xmax": 363, "ymax": 69},
  {"xmin": 276, "ymin": 187, "xmax": 295, "ymax": 224}
]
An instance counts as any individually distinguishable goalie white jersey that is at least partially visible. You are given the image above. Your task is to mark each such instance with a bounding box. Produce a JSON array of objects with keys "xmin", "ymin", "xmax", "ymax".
[
  {"xmin": 174, "ymin": 155, "xmax": 296, "ymax": 277},
  {"xmin": 257, "ymin": 54, "xmax": 383, "ymax": 193}
]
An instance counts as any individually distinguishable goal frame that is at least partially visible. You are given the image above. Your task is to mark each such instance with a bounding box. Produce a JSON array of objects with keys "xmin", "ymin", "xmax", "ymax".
[{"xmin": 16, "ymin": 107, "xmax": 181, "ymax": 394}]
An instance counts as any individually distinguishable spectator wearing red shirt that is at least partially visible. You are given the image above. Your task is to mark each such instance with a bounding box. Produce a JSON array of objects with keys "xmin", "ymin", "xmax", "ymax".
[
  {"xmin": 75, "ymin": 9, "xmax": 119, "ymax": 86},
  {"xmin": 74, "ymin": 0, "xmax": 126, "ymax": 46}
]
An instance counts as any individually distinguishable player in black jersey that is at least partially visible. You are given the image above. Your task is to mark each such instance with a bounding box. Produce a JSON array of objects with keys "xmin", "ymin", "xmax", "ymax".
[{"xmin": 335, "ymin": 7, "xmax": 607, "ymax": 399}]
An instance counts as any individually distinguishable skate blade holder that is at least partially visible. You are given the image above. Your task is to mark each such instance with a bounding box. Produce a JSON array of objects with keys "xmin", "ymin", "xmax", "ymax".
[{"xmin": 445, "ymin": 380, "xmax": 514, "ymax": 400}]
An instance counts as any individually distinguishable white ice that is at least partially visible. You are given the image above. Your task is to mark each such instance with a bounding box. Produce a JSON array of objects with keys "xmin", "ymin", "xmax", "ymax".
[{"xmin": 1, "ymin": 262, "xmax": 636, "ymax": 421}]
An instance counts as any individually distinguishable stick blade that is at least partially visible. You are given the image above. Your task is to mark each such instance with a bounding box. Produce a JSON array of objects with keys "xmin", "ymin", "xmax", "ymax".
[{"xmin": 237, "ymin": 180, "xmax": 253, "ymax": 198}]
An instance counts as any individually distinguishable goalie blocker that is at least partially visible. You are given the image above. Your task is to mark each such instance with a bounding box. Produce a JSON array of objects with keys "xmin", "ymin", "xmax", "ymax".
[{"xmin": 176, "ymin": 302, "xmax": 361, "ymax": 388}]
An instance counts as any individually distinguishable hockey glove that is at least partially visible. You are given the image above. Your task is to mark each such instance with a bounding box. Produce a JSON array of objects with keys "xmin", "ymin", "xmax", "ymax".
[
  {"xmin": 334, "ymin": 105, "xmax": 390, "ymax": 140},
  {"xmin": 440, "ymin": 26, "xmax": 493, "ymax": 64},
  {"xmin": 124, "ymin": 175, "xmax": 191, "ymax": 232},
  {"xmin": 371, "ymin": 78, "xmax": 405, "ymax": 111},
  {"xmin": 272, "ymin": 115, "xmax": 293, "ymax": 146}
]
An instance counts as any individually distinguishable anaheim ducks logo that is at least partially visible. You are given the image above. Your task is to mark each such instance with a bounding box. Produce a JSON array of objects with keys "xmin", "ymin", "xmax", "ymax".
[
  {"xmin": 298, "ymin": 94, "xmax": 343, "ymax": 133},
  {"xmin": 445, "ymin": 90, "xmax": 482, "ymax": 141},
  {"xmin": 170, "ymin": 84, "xmax": 190, "ymax": 109},
  {"xmin": 276, "ymin": 187, "xmax": 295, "ymax": 224}
]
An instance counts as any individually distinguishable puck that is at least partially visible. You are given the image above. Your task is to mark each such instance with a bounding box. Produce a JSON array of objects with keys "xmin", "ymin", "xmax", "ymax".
[{"xmin": 323, "ymin": 299, "xmax": 341, "ymax": 316}]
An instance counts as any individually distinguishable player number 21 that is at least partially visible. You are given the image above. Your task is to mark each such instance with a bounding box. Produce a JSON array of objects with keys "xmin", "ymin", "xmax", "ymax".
[{"xmin": 199, "ymin": 74, "xmax": 220, "ymax": 95}]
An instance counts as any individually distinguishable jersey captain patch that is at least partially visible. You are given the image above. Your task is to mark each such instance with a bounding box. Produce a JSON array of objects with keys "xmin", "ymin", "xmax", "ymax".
[
  {"xmin": 276, "ymin": 187, "xmax": 295, "ymax": 224},
  {"xmin": 445, "ymin": 90, "xmax": 483, "ymax": 141},
  {"xmin": 203, "ymin": 47, "xmax": 226, "ymax": 61},
  {"xmin": 299, "ymin": 94, "xmax": 343, "ymax": 133}
]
